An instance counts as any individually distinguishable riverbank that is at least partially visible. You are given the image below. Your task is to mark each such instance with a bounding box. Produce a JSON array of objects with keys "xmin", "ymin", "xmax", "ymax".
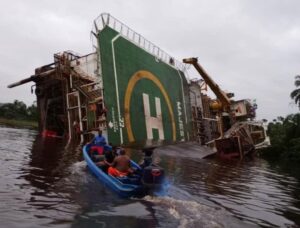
[
  {"xmin": 259, "ymin": 146, "xmax": 300, "ymax": 182},
  {"xmin": 260, "ymin": 113, "xmax": 300, "ymax": 165},
  {"xmin": 0, "ymin": 118, "xmax": 38, "ymax": 129}
]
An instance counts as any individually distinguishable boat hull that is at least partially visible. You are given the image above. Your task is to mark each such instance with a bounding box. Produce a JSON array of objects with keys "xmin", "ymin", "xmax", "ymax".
[{"xmin": 83, "ymin": 145, "xmax": 147, "ymax": 198}]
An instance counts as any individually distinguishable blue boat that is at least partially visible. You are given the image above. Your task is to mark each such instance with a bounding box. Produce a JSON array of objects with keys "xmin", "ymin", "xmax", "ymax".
[{"xmin": 83, "ymin": 144, "xmax": 165, "ymax": 198}]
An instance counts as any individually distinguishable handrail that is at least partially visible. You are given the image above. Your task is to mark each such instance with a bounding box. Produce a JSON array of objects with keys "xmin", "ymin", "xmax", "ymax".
[{"xmin": 92, "ymin": 13, "xmax": 187, "ymax": 72}]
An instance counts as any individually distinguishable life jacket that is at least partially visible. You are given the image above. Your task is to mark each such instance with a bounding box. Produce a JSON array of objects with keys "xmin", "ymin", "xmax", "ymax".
[
  {"xmin": 108, "ymin": 167, "xmax": 129, "ymax": 177},
  {"xmin": 93, "ymin": 135, "xmax": 106, "ymax": 146},
  {"xmin": 91, "ymin": 145, "xmax": 104, "ymax": 155}
]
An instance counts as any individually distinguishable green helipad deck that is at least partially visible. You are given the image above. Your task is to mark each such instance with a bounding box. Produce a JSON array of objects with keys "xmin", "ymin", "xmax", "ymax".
[{"xmin": 97, "ymin": 25, "xmax": 191, "ymax": 146}]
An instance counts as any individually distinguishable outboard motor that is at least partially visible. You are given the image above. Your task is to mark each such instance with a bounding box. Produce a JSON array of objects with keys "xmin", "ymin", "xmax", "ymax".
[
  {"xmin": 142, "ymin": 165, "xmax": 165, "ymax": 187},
  {"xmin": 140, "ymin": 147, "xmax": 165, "ymax": 189}
]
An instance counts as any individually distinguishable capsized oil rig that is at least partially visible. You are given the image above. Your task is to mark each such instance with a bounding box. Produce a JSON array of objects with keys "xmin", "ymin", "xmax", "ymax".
[{"xmin": 8, "ymin": 13, "xmax": 269, "ymax": 159}]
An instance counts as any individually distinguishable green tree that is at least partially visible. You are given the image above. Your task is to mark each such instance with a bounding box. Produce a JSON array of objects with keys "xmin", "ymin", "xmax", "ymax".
[
  {"xmin": 263, "ymin": 114, "xmax": 300, "ymax": 162},
  {"xmin": 290, "ymin": 75, "xmax": 300, "ymax": 109},
  {"xmin": 27, "ymin": 101, "xmax": 38, "ymax": 120},
  {"xmin": 13, "ymin": 100, "xmax": 27, "ymax": 119},
  {"xmin": 0, "ymin": 100, "xmax": 37, "ymax": 120},
  {"xmin": 0, "ymin": 103, "xmax": 13, "ymax": 118}
]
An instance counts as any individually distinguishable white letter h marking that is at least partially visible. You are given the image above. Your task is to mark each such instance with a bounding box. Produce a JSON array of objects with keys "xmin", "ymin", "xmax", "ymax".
[{"xmin": 142, "ymin": 93, "xmax": 164, "ymax": 140}]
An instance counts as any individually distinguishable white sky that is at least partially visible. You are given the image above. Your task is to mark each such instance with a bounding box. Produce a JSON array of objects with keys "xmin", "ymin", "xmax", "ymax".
[{"xmin": 0, "ymin": 0, "xmax": 299, "ymax": 121}]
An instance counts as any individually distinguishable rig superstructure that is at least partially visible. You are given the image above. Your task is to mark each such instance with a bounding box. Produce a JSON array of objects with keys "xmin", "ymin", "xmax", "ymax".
[{"xmin": 8, "ymin": 13, "xmax": 269, "ymax": 158}]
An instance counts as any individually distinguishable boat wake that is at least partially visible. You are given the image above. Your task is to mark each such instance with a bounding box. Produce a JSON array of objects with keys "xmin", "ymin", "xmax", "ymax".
[
  {"xmin": 142, "ymin": 185, "xmax": 255, "ymax": 228},
  {"xmin": 63, "ymin": 159, "xmax": 254, "ymax": 227},
  {"xmin": 68, "ymin": 160, "xmax": 86, "ymax": 175}
]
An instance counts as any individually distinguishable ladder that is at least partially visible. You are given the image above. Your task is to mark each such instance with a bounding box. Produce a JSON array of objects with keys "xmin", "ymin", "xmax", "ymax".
[{"xmin": 55, "ymin": 51, "xmax": 105, "ymax": 141}]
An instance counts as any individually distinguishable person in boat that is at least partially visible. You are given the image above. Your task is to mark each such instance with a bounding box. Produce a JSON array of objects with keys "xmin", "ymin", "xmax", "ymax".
[
  {"xmin": 108, "ymin": 149, "xmax": 134, "ymax": 177},
  {"xmin": 115, "ymin": 146, "xmax": 123, "ymax": 156},
  {"xmin": 139, "ymin": 147, "xmax": 154, "ymax": 168},
  {"xmin": 96, "ymin": 145, "xmax": 117, "ymax": 173},
  {"xmin": 88, "ymin": 130, "xmax": 107, "ymax": 161}
]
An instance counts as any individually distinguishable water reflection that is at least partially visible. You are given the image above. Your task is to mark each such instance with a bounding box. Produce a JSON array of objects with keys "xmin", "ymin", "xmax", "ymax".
[{"xmin": 20, "ymin": 135, "xmax": 81, "ymax": 226}]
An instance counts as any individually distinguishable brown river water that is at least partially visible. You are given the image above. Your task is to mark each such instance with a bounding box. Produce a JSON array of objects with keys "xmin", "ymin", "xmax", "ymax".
[{"xmin": 0, "ymin": 126, "xmax": 299, "ymax": 228}]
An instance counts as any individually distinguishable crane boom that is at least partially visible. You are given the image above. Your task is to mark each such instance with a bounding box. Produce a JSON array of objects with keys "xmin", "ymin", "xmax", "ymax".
[{"xmin": 183, "ymin": 57, "xmax": 231, "ymax": 108}]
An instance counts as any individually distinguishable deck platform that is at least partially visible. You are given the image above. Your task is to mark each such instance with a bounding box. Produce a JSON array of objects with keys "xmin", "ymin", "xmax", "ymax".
[{"xmin": 155, "ymin": 142, "xmax": 216, "ymax": 159}]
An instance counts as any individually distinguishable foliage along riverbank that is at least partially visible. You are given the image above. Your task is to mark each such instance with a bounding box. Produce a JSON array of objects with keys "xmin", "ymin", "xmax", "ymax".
[
  {"xmin": 261, "ymin": 113, "xmax": 300, "ymax": 164},
  {"xmin": 0, "ymin": 100, "xmax": 38, "ymax": 129},
  {"xmin": 0, "ymin": 118, "xmax": 37, "ymax": 129}
]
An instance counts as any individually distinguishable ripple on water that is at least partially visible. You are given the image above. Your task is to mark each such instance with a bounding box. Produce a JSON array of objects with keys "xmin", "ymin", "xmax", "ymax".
[
  {"xmin": 159, "ymin": 150, "xmax": 300, "ymax": 228},
  {"xmin": 1, "ymin": 127, "xmax": 300, "ymax": 227}
]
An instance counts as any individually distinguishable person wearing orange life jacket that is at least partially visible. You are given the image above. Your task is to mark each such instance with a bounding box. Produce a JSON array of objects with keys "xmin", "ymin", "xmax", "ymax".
[
  {"xmin": 96, "ymin": 145, "xmax": 117, "ymax": 173},
  {"xmin": 108, "ymin": 149, "xmax": 134, "ymax": 177}
]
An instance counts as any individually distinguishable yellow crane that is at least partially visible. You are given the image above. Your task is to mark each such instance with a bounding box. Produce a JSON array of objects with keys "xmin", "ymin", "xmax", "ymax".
[
  {"xmin": 183, "ymin": 57, "xmax": 267, "ymax": 159},
  {"xmin": 183, "ymin": 57, "xmax": 231, "ymax": 111},
  {"xmin": 183, "ymin": 57, "xmax": 232, "ymax": 137}
]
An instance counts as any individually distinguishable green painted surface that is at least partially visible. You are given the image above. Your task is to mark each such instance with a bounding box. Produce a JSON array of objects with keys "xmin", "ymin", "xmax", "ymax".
[{"xmin": 98, "ymin": 26, "xmax": 191, "ymax": 146}]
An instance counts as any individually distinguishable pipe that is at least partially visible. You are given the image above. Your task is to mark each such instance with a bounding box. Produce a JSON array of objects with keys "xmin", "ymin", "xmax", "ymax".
[
  {"xmin": 7, "ymin": 69, "xmax": 56, "ymax": 88},
  {"xmin": 7, "ymin": 75, "xmax": 38, "ymax": 88}
]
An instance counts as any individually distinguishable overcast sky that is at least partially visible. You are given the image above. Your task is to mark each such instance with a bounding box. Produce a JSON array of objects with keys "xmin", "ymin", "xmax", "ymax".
[{"xmin": 0, "ymin": 0, "xmax": 299, "ymax": 121}]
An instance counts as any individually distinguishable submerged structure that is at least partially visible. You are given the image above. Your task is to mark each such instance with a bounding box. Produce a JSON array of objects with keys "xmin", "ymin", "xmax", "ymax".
[{"xmin": 8, "ymin": 13, "xmax": 269, "ymax": 158}]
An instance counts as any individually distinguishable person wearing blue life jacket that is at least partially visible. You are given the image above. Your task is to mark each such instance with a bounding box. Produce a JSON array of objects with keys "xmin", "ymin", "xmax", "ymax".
[
  {"xmin": 89, "ymin": 130, "xmax": 109, "ymax": 161},
  {"xmin": 92, "ymin": 130, "xmax": 106, "ymax": 146}
]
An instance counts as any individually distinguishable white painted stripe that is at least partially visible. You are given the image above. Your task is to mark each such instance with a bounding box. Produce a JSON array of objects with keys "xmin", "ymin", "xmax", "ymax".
[
  {"xmin": 143, "ymin": 93, "xmax": 152, "ymax": 139},
  {"xmin": 155, "ymin": 97, "xmax": 164, "ymax": 140},
  {"xmin": 177, "ymin": 69, "xmax": 189, "ymax": 140},
  {"xmin": 111, "ymin": 34, "xmax": 123, "ymax": 144},
  {"xmin": 155, "ymin": 97, "xmax": 162, "ymax": 117}
]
